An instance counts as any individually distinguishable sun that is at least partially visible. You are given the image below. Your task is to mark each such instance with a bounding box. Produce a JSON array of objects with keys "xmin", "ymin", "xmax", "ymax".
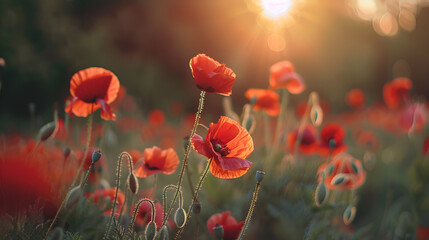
[{"xmin": 261, "ymin": 0, "xmax": 294, "ymax": 19}]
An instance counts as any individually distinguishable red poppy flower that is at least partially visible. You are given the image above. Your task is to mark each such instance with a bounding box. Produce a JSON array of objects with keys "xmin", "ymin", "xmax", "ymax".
[
  {"xmin": 206, "ymin": 211, "xmax": 244, "ymax": 240},
  {"xmin": 399, "ymin": 103, "xmax": 426, "ymax": 133},
  {"xmin": 245, "ymin": 89, "xmax": 281, "ymax": 116},
  {"xmin": 319, "ymin": 124, "xmax": 347, "ymax": 156},
  {"xmin": 383, "ymin": 77, "xmax": 412, "ymax": 109},
  {"xmin": 423, "ymin": 136, "xmax": 429, "ymax": 155},
  {"xmin": 134, "ymin": 200, "xmax": 164, "ymax": 228},
  {"xmin": 134, "ymin": 146, "xmax": 179, "ymax": 178},
  {"xmin": 191, "ymin": 116, "xmax": 254, "ymax": 179},
  {"xmin": 417, "ymin": 225, "xmax": 429, "ymax": 240},
  {"xmin": 317, "ymin": 153, "xmax": 366, "ymax": 190},
  {"xmin": 286, "ymin": 124, "xmax": 318, "ymax": 155},
  {"xmin": 190, "ymin": 54, "xmax": 236, "ymax": 96},
  {"xmin": 87, "ymin": 188, "xmax": 125, "ymax": 216},
  {"xmin": 0, "ymin": 136, "xmax": 76, "ymax": 219},
  {"xmin": 355, "ymin": 130, "xmax": 379, "ymax": 150},
  {"xmin": 65, "ymin": 67, "xmax": 120, "ymax": 120},
  {"xmin": 148, "ymin": 109, "xmax": 166, "ymax": 127},
  {"xmin": 345, "ymin": 89, "xmax": 366, "ymax": 109},
  {"xmin": 269, "ymin": 61, "xmax": 305, "ymax": 94}
]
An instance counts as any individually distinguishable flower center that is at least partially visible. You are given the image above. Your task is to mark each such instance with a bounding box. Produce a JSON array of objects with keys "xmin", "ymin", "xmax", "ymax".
[
  {"xmin": 211, "ymin": 140, "xmax": 230, "ymax": 157},
  {"xmin": 145, "ymin": 162, "xmax": 160, "ymax": 171}
]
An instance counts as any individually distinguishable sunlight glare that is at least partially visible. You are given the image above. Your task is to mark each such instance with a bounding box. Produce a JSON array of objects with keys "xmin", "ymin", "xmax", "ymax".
[{"xmin": 262, "ymin": 0, "xmax": 294, "ymax": 19}]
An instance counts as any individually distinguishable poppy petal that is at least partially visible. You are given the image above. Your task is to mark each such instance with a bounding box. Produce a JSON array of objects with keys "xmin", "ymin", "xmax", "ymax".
[
  {"xmin": 217, "ymin": 157, "xmax": 252, "ymax": 171},
  {"xmin": 191, "ymin": 134, "xmax": 212, "ymax": 158},
  {"xmin": 96, "ymin": 99, "xmax": 116, "ymax": 120},
  {"xmin": 209, "ymin": 158, "xmax": 250, "ymax": 179},
  {"xmin": 66, "ymin": 99, "xmax": 101, "ymax": 118}
]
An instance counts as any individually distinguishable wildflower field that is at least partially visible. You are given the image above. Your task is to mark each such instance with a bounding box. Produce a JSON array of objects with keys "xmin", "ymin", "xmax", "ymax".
[{"xmin": 1, "ymin": 0, "xmax": 429, "ymax": 239}]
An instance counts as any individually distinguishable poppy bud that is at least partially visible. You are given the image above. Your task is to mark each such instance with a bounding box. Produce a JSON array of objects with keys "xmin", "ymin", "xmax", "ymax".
[
  {"xmin": 39, "ymin": 121, "xmax": 56, "ymax": 141},
  {"xmin": 331, "ymin": 175, "xmax": 345, "ymax": 186},
  {"xmin": 250, "ymin": 96, "xmax": 257, "ymax": 106},
  {"xmin": 145, "ymin": 221, "xmax": 157, "ymax": 240},
  {"xmin": 65, "ymin": 186, "xmax": 83, "ymax": 209},
  {"xmin": 343, "ymin": 205, "xmax": 356, "ymax": 225},
  {"xmin": 213, "ymin": 224, "xmax": 224, "ymax": 240},
  {"xmin": 157, "ymin": 225, "xmax": 169, "ymax": 240},
  {"xmin": 310, "ymin": 105, "xmax": 323, "ymax": 127},
  {"xmin": 350, "ymin": 162, "xmax": 359, "ymax": 173},
  {"xmin": 244, "ymin": 115, "xmax": 254, "ymax": 132},
  {"xmin": 127, "ymin": 173, "xmax": 139, "ymax": 194},
  {"xmin": 192, "ymin": 200, "xmax": 201, "ymax": 214},
  {"xmin": 48, "ymin": 227, "xmax": 64, "ymax": 240},
  {"xmin": 184, "ymin": 136, "xmax": 190, "ymax": 150},
  {"xmin": 63, "ymin": 147, "xmax": 71, "ymax": 159},
  {"xmin": 174, "ymin": 208, "xmax": 187, "ymax": 228},
  {"xmin": 315, "ymin": 172, "xmax": 328, "ymax": 207},
  {"xmin": 92, "ymin": 150, "xmax": 102, "ymax": 163},
  {"xmin": 326, "ymin": 164, "xmax": 334, "ymax": 176},
  {"xmin": 256, "ymin": 170, "xmax": 265, "ymax": 184}
]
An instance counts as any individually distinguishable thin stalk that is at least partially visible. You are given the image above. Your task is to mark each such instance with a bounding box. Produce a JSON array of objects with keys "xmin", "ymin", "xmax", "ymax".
[
  {"xmin": 130, "ymin": 198, "xmax": 156, "ymax": 230},
  {"xmin": 162, "ymin": 91, "xmax": 206, "ymax": 227},
  {"xmin": 272, "ymin": 89, "xmax": 289, "ymax": 156},
  {"xmin": 185, "ymin": 164, "xmax": 195, "ymax": 196},
  {"xmin": 174, "ymin": 158, "xmax": 212, "ymax": 239},
  {"xmin": 237, "ymin": 182, "xmax": 261, "ymax": 240},
  {"xmin": 263, "ymin": 113, "xmax": 271, "ymax": 154},
  {"xmin": 293, "ymin": 97, "xmax": 311, "ymax": 160},
  {"xmin": 162, "ymin": 185, "xmax": 184, "ymax": 221}
]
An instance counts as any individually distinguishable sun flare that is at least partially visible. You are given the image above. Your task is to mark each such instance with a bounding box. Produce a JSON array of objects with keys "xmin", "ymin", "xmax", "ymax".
[{"xmin": 261, "ymin": 0, "xmax": 294, "ymax": 19}]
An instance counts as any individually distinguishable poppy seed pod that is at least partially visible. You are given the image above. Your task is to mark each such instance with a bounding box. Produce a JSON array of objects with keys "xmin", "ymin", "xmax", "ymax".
[
  {"xmin": 256, "ymin": 170, "xmax": 265, "ymax": 184},
  {"xmin": 157, "ymin": 225, "xmax": 169, "ymax": 240},
  {"xmin": 39, "ymin": 121, "xmax": 56, "ymax": 142},
  {"xmin": 127, "ymin": 173, "xmax": 139, "ymax": 194},
  {"xmin": 92, "ymin": 150, "xmax": 102, "ymax": 163},
  {"xmin": 343, "ymin": 205, "xmax": 357, "ymax": 225},
  {"xmin": 48, "ymin": 227, "xmax": 64, "ymax": 240},
  {"xmin": 213, "ymin": 224, "xmax": 224, "ymax": 240},
  {"xmin": 145, "ymin": 221, "xmax": 157, "ymax": 240},
  {"xmin": 65, "ymin": 186, "xmax": 83, "ymax": 209},
  {"xmin": 174, "ymin": 207, "xmax": 187, "ymax": 228},
  {"xmin": 192, "ymin": 201, "xmax": 201, "ymax": 214}
]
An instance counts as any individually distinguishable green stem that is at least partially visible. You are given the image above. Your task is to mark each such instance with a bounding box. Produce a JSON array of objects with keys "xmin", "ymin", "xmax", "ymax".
[
  {"xmin": 130, "ymin": 198, "xmax": 156, "ymax": 229},
  {"xmin": 162, "ymin": 91, "xmax": 206, "ymax": 227},
  {"xmin": 293, "ymin": 97, "xmax": 311, "ymax": 160},
  {"xmin": 263, "ymin": 113, "xmax": 271, "ymax": 154},
  {"xmin": 238, "ymin": 182, "xmax": 261, "ymax": 240},
  {"xmin": 174, "ymin": 158, "xmax": 212, "ymax": 239},
  {"xmin": 162, "ymin": 185, "xmax": 184, "ymax": 221},
  {"xmin": 272, "ymin": 89, "xmax": 289, "ymax": 155}
]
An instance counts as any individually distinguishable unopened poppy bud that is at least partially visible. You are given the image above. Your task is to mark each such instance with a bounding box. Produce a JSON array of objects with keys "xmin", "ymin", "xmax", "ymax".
[
  {"xmin": 250, "ymin": 96, "xmax": 257, "ymax": 106},
  {"xmin": 184, "ymin": 136, "xmax": 190, "ymax": 150},
  {"xmin": 48, "ymin": 227, "xmax": 64, "ymax": 240},
  {"xmin": 174, "ymin": 208, "xmax": 187, "ymax": 228},
  {"xmin": 326, "ymin": 164, "xmax": 334, "ymax": 176},
  {"xmin": 65, "ymin": 186, "xmax": 83, "ymax": 209},
  {"xmin": 213, "ymin": 224, "xmax": 224, "ymax": 240},
  {"xmin": 350, "ymin": 162, "xmax": 359, "ymax": 173},
  {"xmin": 39, "ymin": 121, "xmax": 56, "ymax": 141},
  {"xmin": 343, "ymin": 205, "xmax": 356, "ymax": 225},
  {"xmin": 63, "ymin": 147, "xmax": 71, "ymax": 158},
  {"xmin": 315, "ymin": 182, "xmax": 328, "ymax": 207},
  {"xmin": 127, "ymin": 173, "xmax": 139, "ymax": 194},
  {"xmin": 192, "ymin": 200, "xmax": 201, "ymax": 214},
  {"xmin": 157, "ymin": 225, "xmax": 169, "ymax": 240},
  {"xmin": 244, "ymin": 115, "xmax": 254, "ymax": 132},
  {"xmin": 331, "ymin": 175, "xmax": 345, "ymax": 186},
  {"xmin": 329, "ymin": 139, "xmax": 336, "ymax": 150},
  {"xmin": 145, "ymin": 221, "xmax": 157, "ymax": 240},
  {"xmin": 256, "ymin": 170, "xmax": 265, "ymax": 184},
  {"xmin": 310, "ymin": 105, "xmax": 323, "ymax": 127},
  {"xmin": 92, "ymin": 150, "xmax": 102, "ymax": 163}
]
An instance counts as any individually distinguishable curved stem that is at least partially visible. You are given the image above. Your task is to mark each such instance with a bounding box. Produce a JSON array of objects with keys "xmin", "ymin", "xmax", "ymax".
[
  {"xmin": 130, "ymin": 198, "xmax": 156, "ymax": 229},
  {"xmin": 162, "ymin": 91, "xmax": 206, "ymax": 227},
  {"xmin": 238, "ymin": 182, "xmax": 261, "ymax": 240},
  {"xmin": 162, "ymin": 185, "xmax": 184, "ymax": 221},
  {"xmin": 174, "ymin": 158, "xmax": 212, "ymax": 239}
]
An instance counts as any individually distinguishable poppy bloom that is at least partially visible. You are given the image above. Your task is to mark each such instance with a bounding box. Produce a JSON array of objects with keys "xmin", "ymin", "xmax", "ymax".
[
  {"xmin": 191, "ymin": 116, "xmax": 254, "ymax": 179},
  {"xmin": 355, "ymin": 130, "xmax": 379, "ymax": 150},
  {"xmin": 319, "ymin": 124, "xmax": 347, "ymax": 156},
  {"xmin": 245, "ymin": 89, "xmax": 281, "ymax": 116},
  {"xmin": 190, "ymin": 54, "xmax": 236, "ymax": 96},
  {"xmin": 286, "ymin": 124, "xmax": 318, "ymax": 155},
  {"xmin": 345, "ymin": 89, "xmax": 366, "ymax": 109},
  {"xmin": 0, "ymin": 136, "xmax": 76, "ymax": 219},
  {"xmin": 399, "ymin": 103, "xmax": 426, "ymax": 133},
  {"xmin": 206, "ymin": 211, "xmax": 244, "ymax": 240},
  {"xmin": 87, "ymin": 188, "xmax": 125, "ymax": 216},
  {"xmin": 423, "ymin": 136, "xmax": 429, "ymax": 155},
  {"xmin": 383, "ymin": 77, "xmax": 412, "ymax": 109},
  {"xmin": 134, "ymin": 146, "xmax": 179, "ymax": 178},
  {"xmin": 269, "ymin": 61, "xmax": 305, "ymax": 94},
  {"xmin": 317, "ymin": 153, "xmax": 366, "ymax": 190},
  {"xmin": 65, "ymin": 67, "xmax": 120, "ymax": 120},
  {"xmin": 148, "ymin": 109, "xmax": 166, "ymax": 127},
  {"xmin": 134, "ymin": 200, "xmax": 164, "ymax": 228}
]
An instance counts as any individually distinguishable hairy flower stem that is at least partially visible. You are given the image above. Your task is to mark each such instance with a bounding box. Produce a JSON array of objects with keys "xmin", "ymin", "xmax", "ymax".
[
  {"xmin": 162, "ymin": 185, "xmax": 184, "ymax": 221},
  {"xmin": 174, "ymin": 158, "xmax": 212, "ymax": 239},
  {"xmin": 237, "ymin": 182, "xmax": 261, "ymax": 240},
  {"xmin": 45, "ymin": 112, "xmax": 93, "ymax": 238},
  {"xmin": 185, "ymin": 164, "xmax": 195, "ymax": 196},
  {"xmin": 104, "ymin": 152, "xmax": 133, "ymax": 239},
  {"xmin": 162, "ymin": 91, "xmax": 206, "ymax": 227},
  {"xmin": 263, "ymin": 113, "xmax": 271, "ymax": 154},
  {"xmin": 130, "ymin": 198, "xmax": 156, "ymax": 231}
]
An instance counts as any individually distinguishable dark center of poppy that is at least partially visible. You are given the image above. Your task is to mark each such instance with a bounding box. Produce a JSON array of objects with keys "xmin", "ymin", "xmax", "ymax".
[
  {"xmin": 211, "ymin": 140, "xmax": 230, "ymax": 157},
  {"xmin": 145, "ymin": 162, "xmax": 160, "ymax": 171},
  {"xmin": 74, "ymin": 75, "xmax": 112, "ymax": 103},
  {"xmin": 329, "ymin": 138, "xmax": 336, "ymax": 149}
]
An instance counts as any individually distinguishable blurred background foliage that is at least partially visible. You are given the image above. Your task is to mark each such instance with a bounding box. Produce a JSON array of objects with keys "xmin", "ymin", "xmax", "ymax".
[{"xmin": 1, "ymin": 0, "xmax": 429, "ymax": 132}]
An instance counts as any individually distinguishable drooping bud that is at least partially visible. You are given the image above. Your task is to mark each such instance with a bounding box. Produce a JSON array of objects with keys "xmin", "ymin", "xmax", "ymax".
[
  {"xmin": 127, "ymin": 173, "xmax": 139, "ymax": 194},
  {"xmin": 192, "ymin": 201, "xmax": 201, "ymax": 214},
  {"xmin": 256, "ymin": 170, "xmax": 265, "ymax": 184},
  {"xmin": 343, "ymin": 205, "xmax": 356, "ymax": 225},
  {"xmin": 315, "ymin": 172, "xmax": 328, "ymax": 207},
  {"xmin": 47, "ymin": 227, "xmax": 64, "ymax": 240},
  {"xmin": 213, "ymin": 224, "xmax": 224, "ymax": 240},
  {"xmin": 174, "ymin": 208, "xmax": 187, "ymax": 228},
  {"xmin": 92, "ymin": 150, "xmax": 102, "ymax": 164},
  {"xmin": 145, "ymin": 221, "xmax": 157, "ymax": 240},
  {"xmin": 331, "ymin": 175, "xmax": 345, "ymax": 186},
  {"xmin": 157, "ymin": 225, "xmax": 169, "ymax": 240},
  {"xmin": 65, "ymin": 186, "xmax": 83, "ymax": 209},
  {"xmin": 326, "ymin": 164, "xmax": 334, "ymax": 176},
  {"xmin": 39, "ymin": 121, "xmax": 56, "ymax": 141}
]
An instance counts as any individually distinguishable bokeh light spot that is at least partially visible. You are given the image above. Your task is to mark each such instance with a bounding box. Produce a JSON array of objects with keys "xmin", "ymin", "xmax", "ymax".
[
  {"xmin": 262, "ymin": 0, "xmax": 293, "ymax": 19},
  {"xmin": 267, "ymin": 33, "xmax": 286, "ymax": 52}
]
